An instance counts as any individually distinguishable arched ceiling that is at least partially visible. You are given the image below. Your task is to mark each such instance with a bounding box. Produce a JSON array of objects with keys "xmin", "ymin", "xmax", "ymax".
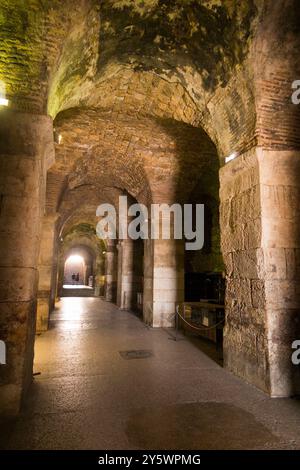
[
  {"xmin": 3, "ymin": 1, "xmax": 299, "ymax": 155},
  {"xmin": 0, "ymin": 0, "xmax": 99, "ymax": 113},
  {"xmin": 53, "ymin": 184, "xmax": 122, "ymax": 235},
  {"xmin": 46, "ymin": 0, "xmax": 261, "ymax": 159},
  {"xmin": 2, "ymin": 0, "xmax": 263, "ymax": 156},
  {"xmin": 49, "ymin": 107, "xmax": 219, "ymax": 217},
  {"xmin": 60, "ymin": 222, "xmax": 106, "ymax": 259},
  {"xmin": 3, "ymin": 1, "xmax": 299, "ymax": 242},
  {"xmin": 48, "ymin": 0, "xmax": 258, "ymax": 118}
]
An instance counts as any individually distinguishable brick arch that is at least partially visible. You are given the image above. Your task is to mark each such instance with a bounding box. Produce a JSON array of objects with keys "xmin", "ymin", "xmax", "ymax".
[
  {"xmin": 52, "ymin": 106, "xmax": 220, "ymax": 210},
  {"xmin": 2, "ymin": 1, "xmax": 300, "ymax": 420},
  {"xmin": 0, "ymin": 0, "xmax": 262, "ymax": 162},
  {"xmin": 45, "ymin": 0, "xmax": 261, "ymax": 157},
  {"xmin": 61, "ymin": 238, "xmax": 101, "ymax": 261},
  {"xmin": 57, "ymin": 222, "xmax": 107, "ymax": 294},
  {"xmin": 56, "ymin": 184, "xmax": 126, "ymax": 242},
  {"xmin": 50, "ymin": 65, "xmax": 257, "ymax": 161},
  {"xmin": 6, "ymin": 0, "xmax": 294, "ymax": 158},
  {"xmin": 0, "ymin": 0, "xmax": 99, "ymax": 113}
]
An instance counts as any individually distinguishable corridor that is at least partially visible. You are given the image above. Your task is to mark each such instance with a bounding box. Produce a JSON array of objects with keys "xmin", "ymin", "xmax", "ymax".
[{"xmin": 1, "ymin": 298, "xmax": 300, "ymax": 450}]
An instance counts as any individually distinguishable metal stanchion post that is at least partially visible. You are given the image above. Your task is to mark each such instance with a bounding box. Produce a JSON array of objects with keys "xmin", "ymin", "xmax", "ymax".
[
  {"xmin": 175, "ymin": 305, "xmax": 178, "ymax": 342},
  {"xmin": 168, "ymin": 305, "xmax": 180, "ymax": 341}
]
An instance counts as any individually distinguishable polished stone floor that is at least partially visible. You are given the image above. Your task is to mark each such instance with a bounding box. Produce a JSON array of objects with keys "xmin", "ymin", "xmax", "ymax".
[
  {"xmin": 1, "ymin": 297, "xmax": 300, "ymax": 450},
  {"xmin": 62, "ymin": 284, "xmax": 93, "ymax": 289}
]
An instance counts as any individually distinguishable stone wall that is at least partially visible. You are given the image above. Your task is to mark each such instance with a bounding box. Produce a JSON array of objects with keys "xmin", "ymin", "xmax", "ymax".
[
  {"xmin": 220, "ymin": 148, "xmax": 267, "ymax": 392},
  {"xmin": 260, "ymin": 149, "xmax": 300, "ymax": 396},
  {"xmin": 1, "ymin": 1, "xmax": 300, "ymax": 416},
  {"xmin": 0, "ymin": 109, "xmax": 54, "ymax": 414},
  {"xmin": 36, "ymin": 214, "xmax": 58, "ymax": 332},
  {"xmin": 220, "ymin": 147, "xmax": 300, "ymax": 396}
]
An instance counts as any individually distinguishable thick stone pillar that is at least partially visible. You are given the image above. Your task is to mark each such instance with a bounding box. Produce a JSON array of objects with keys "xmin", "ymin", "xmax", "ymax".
[
  {"xmin": 56, "ymin": 257, "xmax": 65, "ymax": 298},
  {"xmin": 220, "ymin": 147, "xmax": 300, "ymax": 397},
  {"xmin": 50, "ymin": 248, "xmax": 59, "ymax": 308},
  {"xmin": 117, "ymin": 239, "xmax": 134, "ymax": 310},
  {"xmin": 143, "ymin": 238, "xmax": 184, "ymax": 328},
  {"xmin": 260, "ymin": 149, "xmax": 300, "ymax": 396},
  {"xmin": 143, "ymin": 182, "xmax": 185, "ymax": 327},
  {"xmin": 36, "ymin": 214, "xmax": 58, "ymax": 332},
  {"xmin": 116, "ymin": 242, "xmax": 122, "ymax": 307},
  {"xmin": 143, "ymin": 238, "xmax": 154, "ymax": 324},
  {"xmin": 105, "ymin": 240, "xmax": 117, "ymax": 302},
  {"xmin": 94, "ymin": 255, "xmax": 105, "ymax": 296},
  {"xmin": 0, "ymin": 109, "xmax": 54, "ymax": 415}
]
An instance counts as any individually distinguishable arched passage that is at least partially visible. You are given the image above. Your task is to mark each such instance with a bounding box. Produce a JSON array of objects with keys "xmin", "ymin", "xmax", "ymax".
[
  {"xmin": 56, "ymin": 223, "xmax": 106, "ymax": 298},
  {"xmin": 62, "ymin": 248, "xmax": 93, "ymax": 289},
  {"xmin": 64, "ymin": 254, "xmax": 86, "ymax": 286},
  {"xmin": 0, "ymin": 1, "xmax": 299, "ymax": 425}
]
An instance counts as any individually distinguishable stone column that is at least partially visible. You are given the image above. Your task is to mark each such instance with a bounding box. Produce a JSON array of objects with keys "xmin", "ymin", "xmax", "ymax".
[
  {"xmin": 118, "ymin": 239, "xmax": 134, "ymax": 310},
  {"xmin": 220, "ymin": 147, "xmax": 300, "ymax": 397},
  {"xmin": 143, "ymin": 238, "xmax": 154, "ymax": 324},
  {"xmin": 56, "ymin": 256, "xmax": 65, "ymax": 298},
  {"xmin": 95, "ymin": 255, "xmax": 105, "ymax": 296},
  {"xmin": 116, "ymin": 242, "xmax": 122, "ymax": 307},
  {"xmin": 260, "ymin": 149, "xmax": 300, "ymax": 397},
  {"xmin": 132, "ymin": 239, "xmax": 144, "ymax": 312},
  {"xmin": 36, "ymin": 214, "xmax": 58, "ymax": 332},
  {"xmin": 0, "ymin": 109, "xmax": 54, "ymax": 415},
  {"xmin": 50, "ymin": 246, "xmax": 59, "ymax": 308},
  {"xmin": 143, "ymin": 182, "xmax": 185, "ymax": 327},
  {"xmin": 143, "ymin": 238, "xmax": 184, "ymax": 327},
  {"xmin": 105, "ymin": 240, "xmax": 117, "ymax": 302}
]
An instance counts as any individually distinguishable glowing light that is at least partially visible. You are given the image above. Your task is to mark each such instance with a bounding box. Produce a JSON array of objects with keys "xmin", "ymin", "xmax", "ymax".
[
  {"xmin": 0, "ymin": 97, "xmax": 8, "ymax": 107},
  {"xmin": 53, "ymin": 129, "xmax": 63, "ymax": 144},
  {"xmin": 0, "ymin": 81, "xmax": 9, "ymax": 107},
  {"xmin": 225, "ymin": 152, "xmax": 237, "ymax": 164},
  {"xmin": 66, "ymin": 255, "xmax": 84, "ymax": 264}
]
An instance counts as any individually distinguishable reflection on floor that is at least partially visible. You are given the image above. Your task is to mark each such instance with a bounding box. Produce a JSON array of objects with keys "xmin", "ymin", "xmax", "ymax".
[
  {"xmin": 1, "ymin": 297, "xmax": 300, "ymax": 450},
  {"xmin": 61, "ymin": 285, "xmax": 95, "ymax": 297},
  {"xmin": 63, "ymin": 285, "xmax": 93, "ymax": 289}
]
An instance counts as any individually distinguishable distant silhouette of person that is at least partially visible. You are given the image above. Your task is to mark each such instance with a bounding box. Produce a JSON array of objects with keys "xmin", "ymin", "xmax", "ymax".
[
  {"xmin": 76, "ymin": 273, "xmax": 79, "ymax": 284},
  {"xmin": 71, "ymin": 273, "xmax": 75, "ymax": 285}
]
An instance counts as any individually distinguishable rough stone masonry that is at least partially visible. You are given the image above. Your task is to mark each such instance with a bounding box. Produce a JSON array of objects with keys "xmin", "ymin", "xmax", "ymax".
[{"xmin": 0, "ymin": 0, "xmax": 300, "ymax": 416}]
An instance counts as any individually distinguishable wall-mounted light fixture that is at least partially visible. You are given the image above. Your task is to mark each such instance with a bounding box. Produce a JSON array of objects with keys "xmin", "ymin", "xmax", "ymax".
[
  {"xmin": 225, "ymin": 152, "xmax": 237, "ymax": 164},
  {"xmin": 54, "ymin": 129, "xmax": 63, "ymax": 144},
  {"xmin": 0, "ymin": 97, "xmax": 8, "ymax": 106},
  {"xmin": 0, "ymin": 81, "xmax": 9, "ymax": 107}
]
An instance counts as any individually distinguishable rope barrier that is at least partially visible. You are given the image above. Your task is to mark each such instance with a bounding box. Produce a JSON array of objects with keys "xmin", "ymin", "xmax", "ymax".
[{"xmin": 175, "ymin": 305, "xmax": 224, "ymax": 332}]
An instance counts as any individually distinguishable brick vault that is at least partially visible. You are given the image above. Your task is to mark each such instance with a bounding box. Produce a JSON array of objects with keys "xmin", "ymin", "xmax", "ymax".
[{"xmin": 0, "ymin": 0, "xmax": 300, "ymax": 416}]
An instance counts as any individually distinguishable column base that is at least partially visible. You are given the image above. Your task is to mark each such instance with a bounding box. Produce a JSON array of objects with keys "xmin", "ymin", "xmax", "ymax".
[{"xmin": 36, "ymin": 296, "xmax": 50, "ymax": 332}]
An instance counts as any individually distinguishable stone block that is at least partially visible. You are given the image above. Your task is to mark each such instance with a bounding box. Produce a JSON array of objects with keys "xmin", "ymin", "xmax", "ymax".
[
  {"xmin": 0, "ymin": 267, "xmax": 38, "ymax": 302},
  {"xmin": 263, "ymin": 248, "xmax": 287, "ymax": 280},
  {"xmin": 265, "ymin": 280, "xmax": 300, "ymax": 309},
  {"xmin": 251, "ymin": 280, "xmax": 266, "ymax": 308}
]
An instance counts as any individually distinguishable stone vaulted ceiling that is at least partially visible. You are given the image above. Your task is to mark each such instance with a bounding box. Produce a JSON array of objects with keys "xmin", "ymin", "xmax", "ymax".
[{"xmin": 2, "ymin": 1, "xmax": 299, "ymax": 235}]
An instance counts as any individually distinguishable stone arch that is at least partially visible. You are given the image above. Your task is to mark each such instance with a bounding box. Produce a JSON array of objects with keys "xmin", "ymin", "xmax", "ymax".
[
  {"xmin": 62, "ymin": 245, "xmax": 95, "ymax": 287},
  {"xmin": 57, "ymin": 222, "xmax": 106, "ymax": 297},
  {"xmin": 1, "ymin": 1, "xmax": 300, "ymax": 419}
]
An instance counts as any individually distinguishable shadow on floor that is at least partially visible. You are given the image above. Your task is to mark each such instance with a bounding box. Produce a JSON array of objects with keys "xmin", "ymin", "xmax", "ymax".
[
  {"xmin": 163, "ymin": 328, "xmax": 223, "ymax": 367},
  {"xmin": 126, "ymin": 402, "xmax": 279, "ymax": 450}
]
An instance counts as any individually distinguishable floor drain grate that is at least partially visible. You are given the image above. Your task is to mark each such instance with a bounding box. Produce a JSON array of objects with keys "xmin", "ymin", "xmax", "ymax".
[{"xmin": 119, "ymin": 350, "xmax": 153, "ymax": 360}]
